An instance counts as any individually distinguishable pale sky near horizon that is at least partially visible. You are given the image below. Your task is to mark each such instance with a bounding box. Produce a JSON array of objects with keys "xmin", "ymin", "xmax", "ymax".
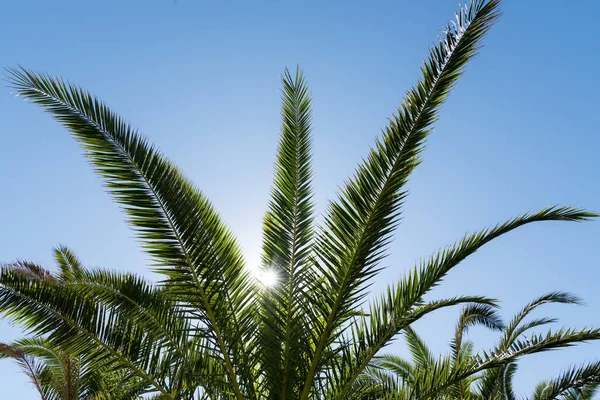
[{"xmin": 1, "ymin": 0, "xmax": 599, "ymax": 398}]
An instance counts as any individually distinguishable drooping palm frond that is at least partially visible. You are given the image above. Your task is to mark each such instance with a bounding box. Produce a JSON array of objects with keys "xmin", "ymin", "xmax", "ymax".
[
  {"xmin": 372, "ymin": 292, "xmax": 600, "ymax": 400},
  {"xmin": 0, "ymin": 341, "xmax": 51, "ymax": 400},
  {"xmin": 404, "ymin": 327, "xmax": 600, "ymax": 400},
  {"xmin": 452, "ymin": 303, "xmax": 505, "ymax": 359},
  {"xmin": 500, "ymin": 291, "xmax": 583, "ymax": 350},
  {"xmin": 473, "ymin": 291, "xmax": 588, "ymax": 400},
  {"xmin": 449, "ymin": 303, "xmax": 505, "ymax": 398},
  {"xmin": 357, "ymin": 300, "xmax": 501, "ymax": 400},
  {"xmin": 3, "ymin": 259, "xmax": 55, "ymax": 282},
  {"xmin": 328, "ymin": 208, "xmax": 595, "ymax": 399}
]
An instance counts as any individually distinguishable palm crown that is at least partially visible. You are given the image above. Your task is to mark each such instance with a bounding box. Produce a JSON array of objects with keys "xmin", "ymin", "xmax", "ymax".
[
  {"xmin": 0, "ymin": 337, "xmax": 146, "ymax": 400},
  {"xmin": 372, "ymin": 293, "xmax": 600, "ymax": 399},
  {"xmin": 1, "ymin": 0, "xmax": 598, "ymax": 399},
  {"xmin": 0, "ymin": 250, "xmax": 148, "ymax": 400}
]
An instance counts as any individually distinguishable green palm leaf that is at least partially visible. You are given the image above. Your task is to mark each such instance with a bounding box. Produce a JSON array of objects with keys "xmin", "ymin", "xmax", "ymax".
[
  {"xmin": 1, "ymin": 336, "xmax": 146, "ymax": 400},
  {"xmin": 7, "ymin": 67, "xmax": 255, "ymax": 399},
  {"xmin": 0, "ymin": 263, "xmax": 171, "ymax": 396},
  {"xmin": 328, "ymin": 207, "xmax": 594, "ymax": 398},
  {"xmin": 259, "ymin": 67, "xmax": 315, "ymax": 399},
  {"xmin": 301, "ymin": 1, "xmax": 501, "ymax": 395},
  {"xmin": 531, "ymin": 362, "xmax": 600, "ymax": 400},
  {"xmin": 452, "ymin": 303, "xmax": 504, "ymax": 360}
]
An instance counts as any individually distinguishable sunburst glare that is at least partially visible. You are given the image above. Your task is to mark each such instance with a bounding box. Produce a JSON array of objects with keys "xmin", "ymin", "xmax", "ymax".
[{"xmin": 256, "ymin": 268, "xmax": 279, "ymax": 288}]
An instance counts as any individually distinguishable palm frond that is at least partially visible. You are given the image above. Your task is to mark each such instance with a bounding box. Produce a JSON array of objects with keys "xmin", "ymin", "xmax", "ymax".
[
  {"xmin": 302, "ymin": 2, "xmax": 502, "ymax": 396},
  {"xmin": 412, "ymin": 327, "xmax": 600, "ymax": 400},
  {"xmin": 0, "ymin": 265, "xmax": 172, "ymax": 397},
  {"xmin": 500, "ymin": 291, "xmax": 583, "ymax": 350},
  {"xmin": 259, "ymin": 67, "xmax": 315, "ymax": 399},
  {"xmin": 1, "ymin": 342, "xmax": 51, "ymax": 399},
  {"xmin": 7, "ymin": 67, "xmax": 256, "ymax": 399},
  {"xmin": 53, "ymin": 245, "xmax": 85, "ymax": 281},
  {"xmin": 451, "ymin": 302, "xmax": 504, "ymax": 360},
  {"xmin": 373, "ymin": 354, "xmax": 415, "ymax": 385},
  {"xmin": 327, "ymin": 207, "xmax": 593, "ymax": 398},
  {"xmin": 531, "ymin": 361, "xmax": 600, "ymax": 400},
  {"xmin": 404, "ymin": 327, "xmax": 435, "ymax": 369}
]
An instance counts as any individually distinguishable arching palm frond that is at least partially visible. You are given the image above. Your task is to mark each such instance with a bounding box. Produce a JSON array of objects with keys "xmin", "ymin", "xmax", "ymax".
[
  {"xmin": 501, "ymin": 292, "xmax": 583, "ymax": 350},
  {"xmin": 531, "ymin": 362, "xmax": 600, "ymax": 400},
  {"xmin": 475, "ymin": 291, "xmax": 589, "ymax": 400},
  {"xmin": 452, "ymin": 303, "xmax": 504, "ymax": 360},
  {"xmin": 375, "ymin": 293, "xmax": 600, "ymax": 400},
  {"xmin": 6, "ymin": 64, "xmax": 255, "ymax": 399}
]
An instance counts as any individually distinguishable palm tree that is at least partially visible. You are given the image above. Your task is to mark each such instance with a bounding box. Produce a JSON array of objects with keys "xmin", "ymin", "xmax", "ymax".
[
  {"xmin": 370, "ymin": 303, "xmax": 505, "ymax": 399},
  {"xmin": 477, "ymin": 292, "xmax": 600, "ymax": 400},
  {"xmin": 1, "ymin": 337, "xmax": 93, "ymax": 400},
  {"xmin": 0, "ymin": 337, "xmax": 147, "ymax": 400},
  {"xmin": 371, "ymin": 293, "xmax": 600, "ymax": 399},
  {"xmin": 1, "ymin": 0, "xmax": 598, "ymax": 399},
  {"xmin": 527, "ymin": 365, "xmax": 600, "ymax": 400},
  {"xmin": 0, "ymin": 249, "xmax": 148, "ymax": 400}
]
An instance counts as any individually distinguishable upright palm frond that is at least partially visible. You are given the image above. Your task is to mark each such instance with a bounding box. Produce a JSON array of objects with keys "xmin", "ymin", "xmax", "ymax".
[
  {"xmin": 301, "ymin": 1, "xmax": 502, "ymax": 395},
  {"xmin": 54, "ymin": 245, "xmax": 85, "ymax": 282},
  {"xmin": 477, "ymin": 362, "xmax": 518, "ymax": 400},
  {"xmin": 259, "ymin": 67, "xmax": 315, "ymax": 399}
]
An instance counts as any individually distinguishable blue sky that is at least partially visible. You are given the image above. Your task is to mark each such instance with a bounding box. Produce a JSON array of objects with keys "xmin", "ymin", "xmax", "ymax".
[{"xmin": 1, "ymin": 0, "xmax": 599, "ymax": 397}]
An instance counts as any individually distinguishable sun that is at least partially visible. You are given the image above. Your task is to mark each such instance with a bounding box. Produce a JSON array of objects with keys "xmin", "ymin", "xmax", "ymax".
[{"xmin": 257, "ymin": 268, "xmax": 279, "ymax": 288}]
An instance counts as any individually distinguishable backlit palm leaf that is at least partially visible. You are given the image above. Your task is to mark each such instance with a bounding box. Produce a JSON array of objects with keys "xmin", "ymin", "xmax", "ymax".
[
  {"xmin": 301, "ymin": 2, "xmax": 501, "ymax": 395},
  {"xmin": 259, "ymin": 67, "xmax": 315, "ymax": 399},
  {"xmin": 6, "ymin": 65, "xmax": 255, "ymax": 399}
]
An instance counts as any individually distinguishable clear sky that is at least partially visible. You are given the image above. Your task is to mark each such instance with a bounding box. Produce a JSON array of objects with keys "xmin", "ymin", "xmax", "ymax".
[{"xmin": 1, "ymin": 0, "xmax": 599, "ymax": 397}]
